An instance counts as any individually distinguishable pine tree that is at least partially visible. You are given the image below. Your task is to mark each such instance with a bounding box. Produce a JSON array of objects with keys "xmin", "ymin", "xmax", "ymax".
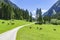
[
  {"xmin": 29, "ymin": 12, "xmax": 32, "ymax": 22},
  {"xmin": 0, "ymin": 2, "xmax": 30, "ymax": 21},
  {"xmin": 38, "ymin": 8, "xmax": 43, "ymax": 23},
  {"xmin": 36, "ymin": 8, "xmax": 43, "ymax": 24},
  {"xmin": 25, "ymin": 9, "xmax": 29, "ymax": 21}
]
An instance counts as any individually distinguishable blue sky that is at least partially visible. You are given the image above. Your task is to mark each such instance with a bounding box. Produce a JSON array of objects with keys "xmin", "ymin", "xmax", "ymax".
[{"xmin": 10, "ymin": 0, "xmax": 58, "ymax": 17}]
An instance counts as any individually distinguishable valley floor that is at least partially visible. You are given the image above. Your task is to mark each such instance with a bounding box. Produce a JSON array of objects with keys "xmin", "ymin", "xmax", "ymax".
[
  {"xmin": 0, "ymin": 20, "xmax": 30, "ymax": 34},
  {"xmin": 0, "ymin": 23, "xmax": 35, "ymax": 40},
  {"xmin": 0, "ymin": 20, "xmax": 60, "ymax": 40},
  {"xmin": 16, "ymin": 24, "xmax": 60, "ymax": 40}
]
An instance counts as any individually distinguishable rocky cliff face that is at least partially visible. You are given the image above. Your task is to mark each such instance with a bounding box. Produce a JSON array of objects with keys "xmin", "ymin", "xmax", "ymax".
[{"xmin": 43, "ymin": 0, "xmax": 60, "ymax": 16}]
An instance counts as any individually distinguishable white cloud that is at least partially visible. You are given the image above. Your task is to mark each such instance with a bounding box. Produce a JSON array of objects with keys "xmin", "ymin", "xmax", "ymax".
[
  {"xmin": 32, "ymin": 10, "xmax": 36, "ymax": 18},
  {"xmin": 42, "ymin": 9, "xmax": 47, "ymax": 14},
  {"xmin": 32, "ymin": 15, "xmax": 36, "ymax": 18},
  {"xmin": 32, "ymin": 9, "xmax": 47, "ymax": 15},
  {"xmin": 32, "ymin": 10, "xmax": 36, "ymax": 14},
  {"xmin": 32, "ymin": 9, "xmax": 47, "ymax": 18}
]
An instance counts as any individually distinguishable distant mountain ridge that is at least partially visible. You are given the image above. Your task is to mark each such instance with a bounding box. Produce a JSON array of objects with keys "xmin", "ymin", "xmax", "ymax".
[
  {"xmin": 0, "ymin": 0, "xmax": 19, "ymax": 9},
  {"xmin": 43, "ymin": 0, "xmax": 60, "ymax": 16}
]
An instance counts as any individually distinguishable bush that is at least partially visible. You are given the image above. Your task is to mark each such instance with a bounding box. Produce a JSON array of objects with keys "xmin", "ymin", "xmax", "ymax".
[
  {"xmin": 35, "ymin": 22, "xmax": 42, "ymax": 25},
  {"xmin": 37, "ymin": 27, "xmax": 39, "ymax": 29},
  {"xmin": 2, "ymin": 21, "xmax": 5, "ymax": 24},
  {"xmin": 50, "ymin": 19, "xmax": 58, "ymax": 25},
  {"xmin": 51, "ymin": 19, "xmax": 60, "ymax": 25},
  {"xmin": 11, "ymin": 23, "xmax": 15, "ymax": 25},
  {"xmin": 29, "ymin": 27, "xmax": 32, "ymax": 29},
  {"xmin": 39, "ymin": 28, "xmax": 42, "ymax": 30},
  {"xmin": 11, "ymin": 19, "xmax": 14, "ymax": 21},
  {"xmin": 8, "ymin": 23, "xmax": 10, "ymax": 25},
  {"xmin": 53, "ymin": 29, "xmax": 56, "ymax": 31},
  {"xmin": 57, "ymin": 20, "xmax": 60, "ymax": 25}
]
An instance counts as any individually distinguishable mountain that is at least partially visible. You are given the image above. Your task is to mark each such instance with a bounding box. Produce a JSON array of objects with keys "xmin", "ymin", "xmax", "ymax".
[
  {"xmin": 0, "ymin": 0, "xmax": 19, "ymax": 9},
  {"xmin": 43, "ymin": 0, "xmax": 60, "ymax": 16}
]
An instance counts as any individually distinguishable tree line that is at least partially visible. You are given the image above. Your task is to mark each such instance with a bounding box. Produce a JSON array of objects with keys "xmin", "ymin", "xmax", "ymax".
[
  {"xmin": 0, "ymin": 2, "xmax": 33, "ymax": 22},
  {"xmin": 35, "ymin": 8, "xmax": 60, "ymax": 25},
  {"xmin": 1, "ymin": 2, "xmax": 60, "ymax": 24}
]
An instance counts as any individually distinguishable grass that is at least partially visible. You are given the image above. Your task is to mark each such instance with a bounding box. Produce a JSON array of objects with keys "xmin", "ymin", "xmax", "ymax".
[
  {"xmin": 16, "ymin": 24, "xmax": 60, "ymax": 40},
  {"xmin": 0, "ymin": 20, "xmax": 30, "ymax": 34}
]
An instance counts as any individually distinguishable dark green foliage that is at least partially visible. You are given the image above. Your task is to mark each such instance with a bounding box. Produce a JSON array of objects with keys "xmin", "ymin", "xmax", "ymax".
[
  {"xmin": 53, "ymin": 29, "xmax": 56, "ymax": 31},
  {"xmin": 36, "ymin": 8, "xmax": 43, "ymax": 24},
  {"xmin": 25, "ymin": 10, "xmax": 29, "ymax": 21},
  {"xmin": 39, "ymin": 28, "xmax": 42, "ymax": 30},
  {"xmin": 52, "ymin": 12, "xmax": 60, "ymax": 20},
  {"xmin": 8, "ymin": 23, "xmax": 10, "ymax": 25},
  {"xmin": 52, "ymin": 23, "xmax": 57, "ymax": 25},
  {"xmin": 0, "ymin": 2, "xmax": 30, "ymax": 21},
  {"xmin": 37, "ymin": 27, "xmax": 38, "ymax": 29},
  {"xmin": 11, "ymin": 23, "xmax": 15, "ymax": 25},
  {"xmin": 2, "ymin": 21, "xmax": 5, "ymax": 24},
  {"xmin": 43, "ymin": 15, "xmax": 51, "ymax": 24},
  {"xmin": 35, "ymin": 22, "xmax": 42, "ymax": 25},
  {"xmin": 29, "ymin": 12, "xmax": 32, "ymax": 22},
  {"xmin": 35, "ymin": 22, "xmax": 38, "ymax": 24},
  {"xmin": 0, "ymin": 3, "xmax": 14, "ymax": 20},
  {"xmin": 29, "ymin": 27, "xmax": 32, "ymax": 29},
  {"xmin": 44, "ymin": 10, "xmax": 60, "ymax": 24},
  {"xmin": 11, "ymin": 19, "xmax": 14, "ymax": 21}
]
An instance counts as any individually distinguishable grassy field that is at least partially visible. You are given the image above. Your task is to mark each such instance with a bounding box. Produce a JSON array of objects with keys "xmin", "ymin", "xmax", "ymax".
[
  {"xmin": 0, "ymin": 20, "xmax": 30, "ymax": 34},
  {"xmin": 16, "ymin": 24, "xmax": 60, "ymax": 40}
]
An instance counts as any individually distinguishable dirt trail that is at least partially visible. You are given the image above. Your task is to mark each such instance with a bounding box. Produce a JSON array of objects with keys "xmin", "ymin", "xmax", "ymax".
[{"xmin": 0, "ymin": 22, "xmax": 35, "ymax": 40}]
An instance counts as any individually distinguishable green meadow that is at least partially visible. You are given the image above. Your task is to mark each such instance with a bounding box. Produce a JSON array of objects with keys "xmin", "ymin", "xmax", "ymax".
[
  {"xmin": 16, "ymin": 24, "xmax": 60, "ymax": 40},
  {"xmin": 0, "ymin": 20, "xmax": 30, "ymax": 34}
]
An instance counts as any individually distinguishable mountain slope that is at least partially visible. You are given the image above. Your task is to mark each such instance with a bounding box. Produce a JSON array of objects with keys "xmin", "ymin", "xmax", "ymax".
[
  {"xmin": 0, "ymin": 0, "xmax": 19, "ymax": 9},
  {"xmin": 43, "ymin": 0, "xmax": 60, "ymax": 16}
]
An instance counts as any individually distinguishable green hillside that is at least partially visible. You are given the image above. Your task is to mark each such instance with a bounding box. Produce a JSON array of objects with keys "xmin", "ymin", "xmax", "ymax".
[{"xmin": 0, "ymin": 0, "xmax": 31, "ymax": 21}]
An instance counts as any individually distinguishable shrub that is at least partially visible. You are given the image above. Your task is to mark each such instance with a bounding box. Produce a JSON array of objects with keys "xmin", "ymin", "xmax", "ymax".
[
  {"xmin": 53, "ymin": 29, "xmax": 56, "ymax": 31},
  {"xmin": 50, "ymin": 19, "xmax": 58, "ymax": 25},
  {"xmin": 51, "ymin": 19, "xmax": 60, "ymax": 25},
  {"xmin": 11, "ymin": 19, "xmax": 14, "ymax": 21},
  {"xmin": 37, "ymin": 27, "xmax": 39, "ymax": 29},
  {"xmin": 57, "ymin": 20, "xmax": 60, "ymax": 25},
  {"xmin": 8, "ymin": 23, "xmax": 10, "ymax": 25},
  {"xmin": 29, "ymin": 27, "xmax": 32, "ymax": 29},
  {"xmin": 39, "ymin": 28, "xmax": 42, "ymax": 30},
  {"xmin": 35, "ymin": 22, "xmax": 42, "ymax": 25},
  {"xmin": 2, "ymin": 21, "xmax": 5, "ymax": 24},
  {"xmin": 11, "ymin": 23, "xmax": 15, "ymax": 25}
]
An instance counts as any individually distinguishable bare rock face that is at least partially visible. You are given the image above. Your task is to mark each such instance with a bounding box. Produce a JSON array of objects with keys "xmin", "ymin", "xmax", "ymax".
[{"xmin": 43, "ymin": 0, "xmax": 60, "ymax": 16}]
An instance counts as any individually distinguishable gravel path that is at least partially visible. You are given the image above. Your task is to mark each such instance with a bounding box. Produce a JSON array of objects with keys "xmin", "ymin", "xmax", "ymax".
[{"xmin": 0, "ymin": 23, "xmax": 35, "ymax": 40}]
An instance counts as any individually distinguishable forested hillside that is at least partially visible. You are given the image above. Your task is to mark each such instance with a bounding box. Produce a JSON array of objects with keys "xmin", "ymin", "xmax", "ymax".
[{"xmin": 0, "ymin": 0, "xmax": 32, "ymax": 22}]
